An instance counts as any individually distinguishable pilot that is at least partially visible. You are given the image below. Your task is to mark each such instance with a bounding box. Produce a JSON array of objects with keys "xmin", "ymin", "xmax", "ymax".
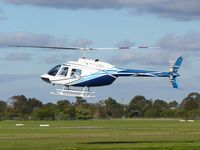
[
  {"xmin": 71, "ymin": 69, "xmax": 81, "ymax": 78},
  {"xmin": 71, "ymin": 70, "xmax": 77, "ymax": 78},
  {"xmin": 71, "ymin": 71, "xmax": 75, "ymax": 78}
]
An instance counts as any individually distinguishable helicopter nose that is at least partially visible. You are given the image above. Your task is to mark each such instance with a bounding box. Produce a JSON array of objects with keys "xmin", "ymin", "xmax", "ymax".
[{"xmin": 41, "ymin": 74, "xmax": 51, "ymax": 84}]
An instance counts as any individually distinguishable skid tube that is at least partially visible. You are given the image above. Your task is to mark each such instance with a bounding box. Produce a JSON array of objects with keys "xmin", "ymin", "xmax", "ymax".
[{"xmin": 50, "ymin": 86, "xmax": 95, "ymax": 98}]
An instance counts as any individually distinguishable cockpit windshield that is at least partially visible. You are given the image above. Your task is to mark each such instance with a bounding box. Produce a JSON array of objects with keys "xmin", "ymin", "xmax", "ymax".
[{"xmin": 48, "ymin": 65, "xmax": 61, "ymax": 76}]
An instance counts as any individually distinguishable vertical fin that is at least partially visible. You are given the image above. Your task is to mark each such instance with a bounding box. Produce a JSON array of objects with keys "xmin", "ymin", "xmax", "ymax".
[{"xmin": 169, "ymin": 56, "xmax": 183, "ymax": 89}]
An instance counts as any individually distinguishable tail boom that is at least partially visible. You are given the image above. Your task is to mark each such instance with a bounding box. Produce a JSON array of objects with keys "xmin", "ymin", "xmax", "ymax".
[{"xmin": 114, "ymin": 56, "xmax": 183, "ymax": 89}]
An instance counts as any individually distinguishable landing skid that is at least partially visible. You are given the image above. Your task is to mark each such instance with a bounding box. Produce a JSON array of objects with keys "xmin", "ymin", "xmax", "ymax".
[{"xmin": 50, "ymin": 86, "xmax": 95, "ymax": 98}]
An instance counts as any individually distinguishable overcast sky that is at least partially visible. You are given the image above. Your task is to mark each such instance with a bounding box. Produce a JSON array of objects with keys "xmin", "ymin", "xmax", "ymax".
[{"xmin": 0, "ymin": 0, "xmax": 200, "ymax": 104}]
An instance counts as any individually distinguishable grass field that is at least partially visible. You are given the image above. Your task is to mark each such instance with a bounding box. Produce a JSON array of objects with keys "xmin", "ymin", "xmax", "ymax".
[{"xmin": 1, "ymin": 119, "xmax": 200, "ymax": 150}]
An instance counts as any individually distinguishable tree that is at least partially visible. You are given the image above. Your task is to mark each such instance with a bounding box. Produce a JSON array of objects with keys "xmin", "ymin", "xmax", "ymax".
[
  {"xmin": 161, "ymin": 109, "xmax": 175, "ymax": 118},
  {"xmin": 184, "ymin": 99, "xmax": 198, "ymax": 111},
  {"xmin": 27, "ymin": 98, "xmax": 43, "ymax": 115},
  {"xmin": 180, "ymin": 92, "xmax": 200, "ymax": 109},
  {"xmin": 10, "ymin": 95, "xmax": 28, "ymax": 116},
  {"xmin": 154, "ymin": 99, "xmax": 169, "ymax": 111},
  {"xmin": 0, "ymin": 100, "xmax": 7, "ymax": 119},
  {"xmin": 104, "ymin": 97, "xmax": 124, "ymax": 118},
  {"xmin": 57, "ymin": 100, "xmax": 75, "ymax": 119},
  {"xmin": 74, "ymin": 98, "xmax": 94, "ymax": 120},
  {"xmin": 75, "ymin": 104, "xmax": 93, "ymax": 120},
  {"xmin": 0, "ymin": 100, "xmax": 7, "ymax": 113},
  {"xmin": 129, "ymin": 96, "xmax": 152, "ymax": 117},
  {"xmin": 31, "ymin": 103, "xmax": 57, "ymax": 120},
  {"xmin": 169, "ymin": 101, "xmax": 178, "ymax": 109},
  {"xmin": 94, "ymin": 100, "xmax": 107, "ymax": 119},
  {"xmin": 57, "ymin": 100, "xmax": 70, "ymax": 111},
  {"xmin": 144, "ymin": 108, "xmax": 158, "ymax": 118},
  {"xmin": 174, "ymin": 109, "xmax": 187, "ymax": 118},
  {"xmin": 75, "ymin": 97, "xmax": 87, "ymax": 105}
]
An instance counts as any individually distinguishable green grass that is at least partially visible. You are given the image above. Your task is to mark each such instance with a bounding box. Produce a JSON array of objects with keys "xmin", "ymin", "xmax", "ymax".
[{"xmin": 1, "ymin": 119, "xmax": 200, "ymax": 150}]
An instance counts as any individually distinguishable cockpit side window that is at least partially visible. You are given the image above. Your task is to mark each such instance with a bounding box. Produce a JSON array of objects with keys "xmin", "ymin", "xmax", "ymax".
[
  {"xmin": 71, "ymin": 69, "xmax": 82, "ymax": 78},
  {"xmin": 48, "ymin": 65, "xmax": 61, "ymax": 76},
  {"xmin": 59, "ymin": 67, "xmax": 69, "ymax": 77}
]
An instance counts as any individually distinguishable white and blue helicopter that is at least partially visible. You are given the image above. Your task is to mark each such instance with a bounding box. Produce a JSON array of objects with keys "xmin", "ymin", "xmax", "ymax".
[{"xmin": 15, "ymin": 45, "xmax": 183, "ymax": 98}]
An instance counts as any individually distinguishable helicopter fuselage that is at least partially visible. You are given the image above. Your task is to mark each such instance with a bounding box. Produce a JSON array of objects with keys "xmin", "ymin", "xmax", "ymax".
[
  {"xmin": 41, "ymin": 57, "xmax": 181, "ymax": 88},
  {"xmin": 11, "ymin": 45, "xmax": 183, "ymax": 97},
  {"xmin": 41, "ymin": 58, "xmax": 116, "ymax": 87}
]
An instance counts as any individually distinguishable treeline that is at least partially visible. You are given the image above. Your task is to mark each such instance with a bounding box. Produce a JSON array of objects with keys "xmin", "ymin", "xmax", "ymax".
[{"xmin": 0, "ymin": 92, "xmax": 200, "ymax": 120}]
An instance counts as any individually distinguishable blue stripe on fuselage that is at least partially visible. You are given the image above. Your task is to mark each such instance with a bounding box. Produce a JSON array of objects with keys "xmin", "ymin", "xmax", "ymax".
[
  {"xmin": 70, "ymin": 68, "xmax": 171, "ymax": 87},
  {"xmin": 73, "ymin": 74, "xmax": 116, "ymax": 87},
  {"xmin": 115, "ymin": 69, "xmax": 170, "ymax": 77}
]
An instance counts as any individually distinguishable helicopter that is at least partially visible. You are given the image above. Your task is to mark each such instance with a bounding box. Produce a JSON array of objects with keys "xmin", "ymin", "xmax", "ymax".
[{"xmin": 14, "ymin": 45, "xmax": 183, "ymax": 98}]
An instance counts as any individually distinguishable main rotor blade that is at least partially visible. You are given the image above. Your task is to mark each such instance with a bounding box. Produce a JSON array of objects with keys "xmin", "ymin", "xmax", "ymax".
[
  {"xmin": 11, "ymin": 45, "xmax": 80, "ymax": 50},
  {"xmin": 91, "ymin": 46, "xmax": 159, "ymax": 50},
  {"xmin": 10, "ymin": 45, "xmax": 159, "ymax": 50}
]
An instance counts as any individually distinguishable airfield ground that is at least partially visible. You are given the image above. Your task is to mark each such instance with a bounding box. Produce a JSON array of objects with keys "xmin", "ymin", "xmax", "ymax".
[{"xmin": 0, "ymin": 119, "xmax": 200, "ymax": 150}]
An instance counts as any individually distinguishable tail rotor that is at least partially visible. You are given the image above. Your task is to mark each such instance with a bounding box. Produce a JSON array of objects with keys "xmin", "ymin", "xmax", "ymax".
[{"xmin": 169, "ymin": 56, "xmax": 183, "ymax": 89}]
